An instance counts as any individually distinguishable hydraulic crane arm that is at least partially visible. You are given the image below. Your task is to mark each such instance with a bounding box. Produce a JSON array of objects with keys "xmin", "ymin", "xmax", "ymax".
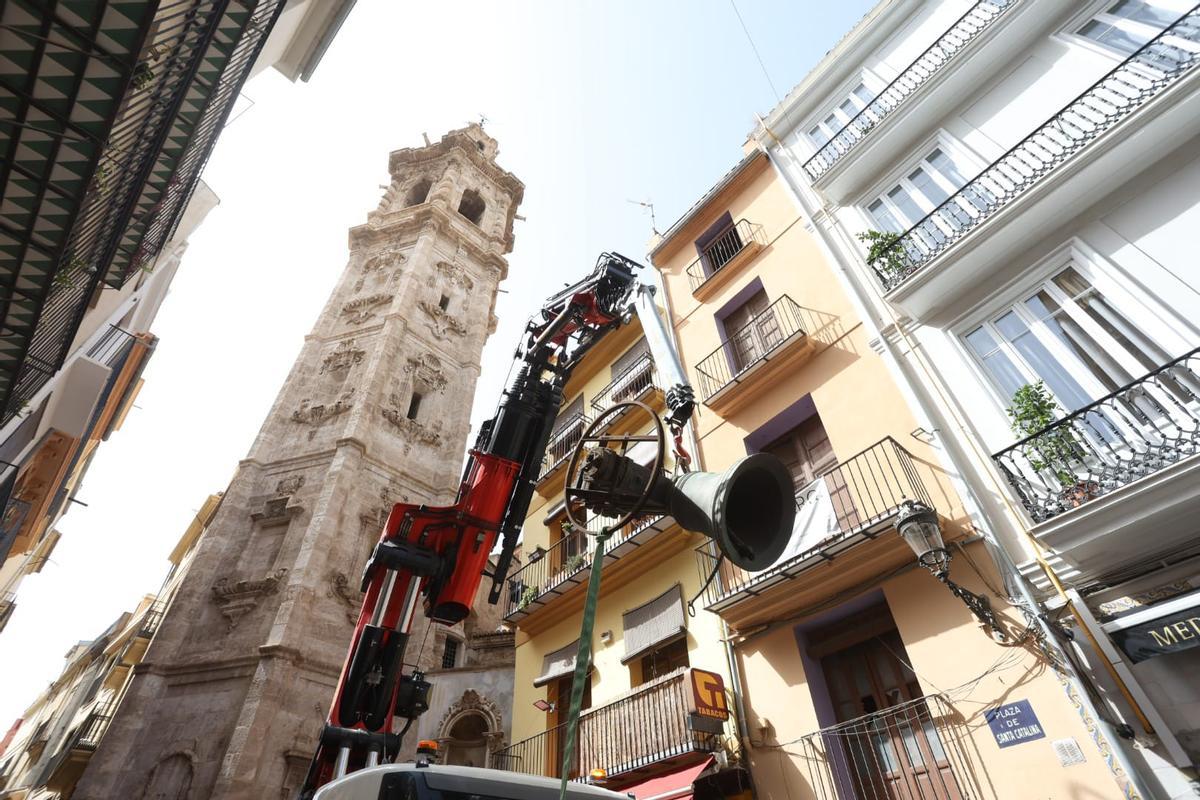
[{"xmin": 301, "ymin": 253, "xmax": 694, "ymax": 796}]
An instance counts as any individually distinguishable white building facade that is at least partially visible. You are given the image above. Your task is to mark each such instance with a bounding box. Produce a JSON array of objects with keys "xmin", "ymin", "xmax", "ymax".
[{"xmin": 754, "ymin": 1, "xmax": 1200, "ymax": 797}]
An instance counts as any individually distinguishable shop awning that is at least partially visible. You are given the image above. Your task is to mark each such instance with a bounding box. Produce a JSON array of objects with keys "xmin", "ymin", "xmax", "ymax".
[
  {"xmin": 622, "ymin": 757, "xmax": 713, "ymax": 800},
  {"xmin": 622, "ymin": 584, "xmax": 686, "ymax": 664}
]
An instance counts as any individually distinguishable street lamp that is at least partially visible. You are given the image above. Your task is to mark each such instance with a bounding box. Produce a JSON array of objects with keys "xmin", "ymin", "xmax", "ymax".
[{"xmin": 895, "ymin": 500, "xmax": 1005, "ymax": 640}]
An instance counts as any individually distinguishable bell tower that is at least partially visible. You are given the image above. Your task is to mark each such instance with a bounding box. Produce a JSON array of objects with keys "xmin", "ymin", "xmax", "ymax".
[{"xmin": 74, "ymin": 125, "xmax": 523, "ymax": 799}]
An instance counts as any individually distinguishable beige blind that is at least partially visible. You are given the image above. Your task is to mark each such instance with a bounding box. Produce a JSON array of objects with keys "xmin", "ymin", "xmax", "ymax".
[
  {"xmin": 621, "ymin": 585, "xmax": 686, "ymax": 664},
  {"xmin": 534, "ymin": 639, "xmax": 586, "ymax": 687}
]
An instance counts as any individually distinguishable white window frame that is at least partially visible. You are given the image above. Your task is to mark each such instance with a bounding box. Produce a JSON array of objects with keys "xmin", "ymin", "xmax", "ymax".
[
  {"xmin": 857, "ymin": 132, "xmax": 984, "ymax": 235},
  {"xmin": 1062, "ymin": 0, "xmax": 1189, "ymax": 59},
  {"xmin": 951, "ymin": 239, "xmax": 1192, "ymax": 427},
  {"xmin": 804, "ymin": 74, "xmax": 882, "ymax": 153}
]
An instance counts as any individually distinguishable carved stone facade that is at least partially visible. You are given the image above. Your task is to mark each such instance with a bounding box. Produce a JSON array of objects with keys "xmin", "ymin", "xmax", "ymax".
[{"xmin": 74, "ymin": 125, "xmax": 523, "ymax": 800}]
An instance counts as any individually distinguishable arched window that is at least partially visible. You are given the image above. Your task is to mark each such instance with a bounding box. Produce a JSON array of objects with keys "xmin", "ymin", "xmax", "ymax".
[
  {"xmin": 405, "ymin": 178, "xmax": 431, "ymax": 207},
  {"xmin": 457, "ymin": 189, "xmax": 485, "ymax": 226}
]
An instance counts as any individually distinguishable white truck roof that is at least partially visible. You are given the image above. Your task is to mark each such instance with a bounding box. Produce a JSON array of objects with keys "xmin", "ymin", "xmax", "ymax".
[{"xmin": 314, "ymin": 763, "xmax": 633, "ymax": 800}]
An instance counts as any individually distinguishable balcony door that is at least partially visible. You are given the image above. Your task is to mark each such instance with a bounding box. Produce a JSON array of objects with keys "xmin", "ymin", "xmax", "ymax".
[
  {"xmin": 821, "ymin": 628, "xmax": 962, "ymax": 800},
  {"xmin": 724, "ymin": 290, "xmax": 781, "ymax": 373},
  {"xmin": 549, "ymin": 674, "xmax": 591, "ymax": 778},
  {"xmin": 763, "ymin": 413, "xmax": 859, "ymax": 531}
]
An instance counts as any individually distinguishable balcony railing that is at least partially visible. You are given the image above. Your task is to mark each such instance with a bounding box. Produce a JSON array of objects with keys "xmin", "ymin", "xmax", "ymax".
[
  {"xmin": 86, "ymin": 325, "xmax": 139, "ymax": 368},
  {"xmin": 0, "ymin": 497, "xmax": 32, "ymax": 558},
  {"xmin": 685, "ymin": 220, "xmax": 766, "ymax": 292},
  {"xmin": 695, "ymin": 296, "xmax": 805, "ymax": 402},
  {"xmin": 138, "ymin": 602, "xmax": 166, "ymax": 638},
  {"xmin": 803, "ymin": 0, "xmax": 1018, "ymax": 181},
  {"xmin": 590, "ymin": 354, "xmax": 659, "ymax": 415},
  {"xmin": 540, "ymin": 413, "xmax": 591, "ymax": 481},
  {"xmin": 74, "ymin": 701, "xmax": 116, "ymax": 751},
  {"xmin": 791, "ymin": 695, "xmax": 978, "ymax": 800},
  {"xmin": 695, "ymin": 437, "xmax": 930, "ymax": 610},
  {"xmin": 505, "ymin": 512, "xmax": 669, "ymax": 619},
  {"xmin": 992, "ymin": 348, "xmax": 1200, "ymax": 524},
  {"xmin": 0, "ymin": 592, "xmax": 15, "ymax": 634},
  {"xmin": 872, "ymin": 6, "xmax": 1200, "ymax": 291},
  {"xmin": 493, "ymin": 667, "xmax": 724, "ymax": 779}
]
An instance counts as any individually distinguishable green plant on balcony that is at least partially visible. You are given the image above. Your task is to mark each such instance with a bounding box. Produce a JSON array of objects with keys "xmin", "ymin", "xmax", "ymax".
[
  {"xmin": 1007, "ymin": 382, "xmax": 1089, "ymax": 499},
  {"xmin": 564, "ymin": 553, "xmax": 586, "ymax": 574},
  {"xmin": 517, "ymin": 586, "xmax": 537, "ymax": 611},
  {"xmin": 856, "ymin": 230, "xmax": 908, "ymax": 278},
  {"xmin": 51, "ymin": 271, "xmax": 76, "ymax": 290},
  {"xmin": 131, "ymin": 61, "xmax": 155, "ymax": 92}
]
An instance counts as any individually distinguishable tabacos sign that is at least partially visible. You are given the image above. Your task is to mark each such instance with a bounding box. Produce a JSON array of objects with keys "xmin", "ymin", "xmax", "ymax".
[
  {"xmin": 688, "ymin": 668, "xmax": 730, "ymax": 720},
  {"xmin": 1110, "ymin": 608, "xmax": 1200, "ymax": 663}
]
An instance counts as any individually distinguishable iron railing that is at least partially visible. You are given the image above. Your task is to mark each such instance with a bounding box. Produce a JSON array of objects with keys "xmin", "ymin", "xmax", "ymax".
[
  {"xmin": 504, "ymin": 512, "xmax": 667, "ymax": 619},
  {"xmin": 0, "ymin": 497, "xmax": 32, "ymax": 563},
  {"xmin": 872, "ymin": 5, "xmax": 1200, "ymax": 291},
  {"xmin": 790, "ymin": 695, "xmax": 978, "ymax": 800},
  {"xmin": 493, "ymin": 667, "xmax": 724, "ymax": 779},
  {"xmin": 138, "ymin": 602, "xmax": 166, "ymax": 638},
  {"xmin": 540, "ymin": 412, "xmax": 591, "ymax": 480},
  {"xmin": 803, "ymin": 0, "xmax": 1018, "ymax": 181},
  {"xmin": 685, "ymin": 219, "xmax": 766, "ymax": 291},
  {"xmin": 695, "ymin": 295, "xmax": 805, "ymax": 402},
  {"xmin": 992, "ymin": 347, "xmax": 1200, "ymax": 524},
  {"xmin": 86, "ymin": 325, "xmax": 139, "ymax": 367},
  {"xmin": 591, "ymin": 354, "xmax": 658, "ymax": 414},
  {"xmin": 74, "ymin": 701, "xmax": 116, "ymax": 751},
  {"xmin": 695, "ymin": 437, "xmax": 930, "ymax": 609},
  {"xmin": 0, "ymin": 592, "xmax": 15, "ymax": 634}
]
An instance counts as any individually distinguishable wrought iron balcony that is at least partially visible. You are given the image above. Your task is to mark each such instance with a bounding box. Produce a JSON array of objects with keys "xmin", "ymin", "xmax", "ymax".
[
  {"xmin": 803, "ymin": 0, "xmax": 1018, "ymax": 182},
  {"xmin": 991, "ymin": 348, "xmax": 1200, "ymax": 524},
  {"xmin": 0, "ymin": 591, "xmax": 15, "ymax": 634},
  {"xmin": 790, "ymin": 694, "xmax": 978, "ymax": 800},
  {"xmin": 504, "ymin": 512, "xmax": 673, "ymax": 621},
  {"xmin": 685, "ymin": 219, "xmax": 766, "ymax": 293},
  {"xmin": 138, "ymin": 602, "xmax": 165, "ymax": 639},
  {"xmin": 0, "ymin": 496, "xmax": 32, "ymax": 564},
  {"xmin": 695, "ymin": 437, "xmax": 930, "ymax": 611},
  {"xmin": 74, "ymin": 701, "xmax": 116, "ymax": 752},
  {"xmin": 86, "ymin": 325, "xmax": 139, "ymax": 369},
  {"xmin": 539, "ymin": 413, "xmax": 591, "ymax": 481},
  {"xmin": 871, "ymin": 6, "xmax": 1200, "ymax": 292},
  {"xmin": 493, "ymin": 667, "xmax": 725, "ymax": 780},
  {"xmin": 590, "ymin": 354, "xmax": 659, "ymax": 416},
  {"xmin": 695, "ymin": 295, "xmax": 805, "ymax": 403}
]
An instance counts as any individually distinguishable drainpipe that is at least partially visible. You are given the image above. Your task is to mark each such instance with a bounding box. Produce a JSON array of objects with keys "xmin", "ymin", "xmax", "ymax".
[{"xmin": 754, "ymin": 134, "xmax": 1157, "ymax": 800}]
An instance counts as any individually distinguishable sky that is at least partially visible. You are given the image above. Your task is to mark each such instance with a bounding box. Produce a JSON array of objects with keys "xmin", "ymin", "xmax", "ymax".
[{"xmin": 0, "ymin": 1, "xmax": 879, "ymax": 729}]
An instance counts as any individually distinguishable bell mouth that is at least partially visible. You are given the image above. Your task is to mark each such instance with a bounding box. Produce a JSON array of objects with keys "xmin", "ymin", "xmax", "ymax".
[{"xmin": 717, "ymin": 453, "xmax": 795, "ymax": 571}]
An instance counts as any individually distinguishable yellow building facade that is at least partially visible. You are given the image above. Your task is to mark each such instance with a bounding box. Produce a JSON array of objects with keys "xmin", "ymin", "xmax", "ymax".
[{"xmin": 648, "ymin": 149, "xmax": 1131, "ymax": 800}]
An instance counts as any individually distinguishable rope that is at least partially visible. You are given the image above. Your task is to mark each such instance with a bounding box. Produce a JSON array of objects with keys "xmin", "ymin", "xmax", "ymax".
[{"xmin": 558, "ymin": 528, "xmax": 611, "ymax": 800}]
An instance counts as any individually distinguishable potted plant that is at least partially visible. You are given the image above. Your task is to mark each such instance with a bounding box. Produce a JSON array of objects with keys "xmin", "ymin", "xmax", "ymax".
[
  {"xmin": 1007, "ymin": 382, "xmax": 1096, "ymax": 508},
  {"xmin": 564, "ymin": 553, "xmax": 586, "ymax": 574},
  {"xmin": 856, "ymin": 230, "xmax": 909, "ymax": 280},
  {"xmin": 517, "ymin": 586, "xmax": 537, "ymax": 611}
]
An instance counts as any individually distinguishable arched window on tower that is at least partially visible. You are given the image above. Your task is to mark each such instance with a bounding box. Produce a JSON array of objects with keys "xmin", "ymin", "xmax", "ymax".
[
  {"xmin": 458, "ymin": 189, "xmax": 485, "ymax": 226},
  {"xmin": 405, "ymin": 178, "xmax": 431, "ymax": 207}
]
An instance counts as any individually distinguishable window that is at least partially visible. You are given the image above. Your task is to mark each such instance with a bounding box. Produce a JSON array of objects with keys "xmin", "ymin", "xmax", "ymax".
[
  {"xmin": 808, "ymin": 82, "xmax": 876, "ymax": 148},
  {"xmin": 458, "ymin": 189, "xmax": 485, "ymax": 226},
  {"xmin": 638, "ymin": 638, "xmax": 690, "ymax": 684},
  {"xmin": 546, "ymin": 395, "xmax": 585, "ymax": 466},
  {"xmin": 438, "ymin": 294, "xmax": 450, "ymax": 311},
  {"xmin": 405, "ymin": 177, "xmax": 431, "ymax": 206},
  {"xmin": 407, "ymin": 392, "xmax": 423, "ymax": 421},
  {"xmin": 764, "ymin": 414, "xmax": 836, "ymax": 489},
  {"xmin": 1076, "ymin": 0, "xmax": 1184, "ymax": 55},
  {"xmin": 723, "ymin": 289, "xmax": 781, "ymax": 372},
  {"xmin": 441, "ymin": 636, "xmax": 461, "ymax": 669},
  {"xmin": 867, "ymin": 147, "xmax": 971, "ymax": 233},
  {"xmin": 964, "ymin": 265, "xmax": 1174, "ymax": 413}
]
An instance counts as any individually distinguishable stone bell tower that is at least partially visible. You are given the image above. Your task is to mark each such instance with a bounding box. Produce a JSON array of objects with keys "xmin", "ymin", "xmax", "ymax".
[{"xmin": 75, "ymin": 125, "xmax": 523, "ymax": 799}]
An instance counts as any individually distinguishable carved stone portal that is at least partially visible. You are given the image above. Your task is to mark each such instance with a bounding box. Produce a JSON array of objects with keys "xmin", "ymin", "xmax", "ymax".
[
  {"xmin": 418, "ymin": 300, "xmax": 467, "ymax": 339},
  {"xmin": 405, "ymin": 352, "xmax": 448, "ymax": 393},
  {"xmin": 210, "ymin": 568, "xmax": 288, "ymax": 630}
]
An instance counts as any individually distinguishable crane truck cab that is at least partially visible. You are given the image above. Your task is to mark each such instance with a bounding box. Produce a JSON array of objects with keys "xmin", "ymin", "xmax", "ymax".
[{"xmin": 313, "ymin": 763, "xmax": 634, "ymax": 800}]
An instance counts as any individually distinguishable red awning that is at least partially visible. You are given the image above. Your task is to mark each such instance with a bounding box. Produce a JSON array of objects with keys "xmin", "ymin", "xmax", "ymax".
[{"xmin": 622, "ymin": 757, "xmax": 714, "ymax": 800}]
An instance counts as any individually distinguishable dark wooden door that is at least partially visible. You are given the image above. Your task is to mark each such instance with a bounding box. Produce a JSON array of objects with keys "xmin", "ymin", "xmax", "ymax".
[
  {"xmin": 821, "ymin": 630, "xmax": 962, "ymax": 800},
  {"xmin": 549, "ymin": 674, "xmax": 591, "ymax": 778},
  {"xmin": 764, "ymin": 414, "xmax": 861, "ymax": 531}
]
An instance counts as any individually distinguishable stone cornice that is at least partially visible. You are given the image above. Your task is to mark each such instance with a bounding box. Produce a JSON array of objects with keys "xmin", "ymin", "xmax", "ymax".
[{"xmin": 348, "ymin": 205, "xmax": 510, "ymax": 276}]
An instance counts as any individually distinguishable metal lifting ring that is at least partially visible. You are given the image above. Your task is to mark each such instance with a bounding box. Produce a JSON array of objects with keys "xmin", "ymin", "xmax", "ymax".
[{"xmin": 563, "ymin": 401, "xmax": 666, "ymax": 535}]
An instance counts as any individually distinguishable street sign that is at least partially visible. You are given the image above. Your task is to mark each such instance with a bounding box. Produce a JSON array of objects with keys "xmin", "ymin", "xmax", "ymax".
[
  {"xmin": 688, "ymin": 669, "xmax": 730, "ymax": 721},
  {"xmin": 985, "ymin": 700, "xmax": 1045, "ymax": 748}
]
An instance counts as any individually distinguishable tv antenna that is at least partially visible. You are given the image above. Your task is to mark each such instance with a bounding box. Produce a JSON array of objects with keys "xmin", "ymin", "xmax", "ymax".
[{"xmin": 627, "ymin": 198, "xmax": 659, "ymax": 235}]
